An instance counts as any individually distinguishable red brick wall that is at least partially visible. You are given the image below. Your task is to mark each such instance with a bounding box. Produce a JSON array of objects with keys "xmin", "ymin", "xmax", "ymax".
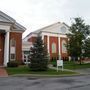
[
  {"xmin": 0, "ymin": 33, "xmax": 4, "ymax": 65},
  {"xmin": 28, "ymin": 37, "xmax": 36, "ymax": 43},
  {"xmin": 49, "ymin": 36, "xmax": 58, "ymax": 60},
  {"xmin": 28, "ymin": 35, "xmax": 68, "ymax": 61},
  {"xmin": 44, "ymin": 35, "xmax": 47, "ymax": 46},
  {"xmin": 60, "ymin": 37, "xmax": 68, "ymax": 60},
  {"xmin": 10, "ymin": 32, "xmax": 22, "ymax": 62}
]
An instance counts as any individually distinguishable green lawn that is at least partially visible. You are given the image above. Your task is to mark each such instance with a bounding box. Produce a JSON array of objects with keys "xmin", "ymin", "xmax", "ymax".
[
  {"xmin": 64, "ymin": 63, "xmax": 90, "ymax": 69},
  {"xmin": 51, "ymin": 60, "xmax": 90, "ymax": 70},
  {"xmin": 6, "ymin": 66, "xmax": 77, "ymax": 75}
]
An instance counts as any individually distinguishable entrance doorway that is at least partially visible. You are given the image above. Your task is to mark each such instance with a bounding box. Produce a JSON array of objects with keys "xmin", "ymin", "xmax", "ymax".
[{"xmin": 23, "ymin": 54, "xmax": 30, "ymax": 65}]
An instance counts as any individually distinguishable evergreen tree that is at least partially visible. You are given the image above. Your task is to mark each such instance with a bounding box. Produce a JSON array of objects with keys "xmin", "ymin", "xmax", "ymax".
[
  {"xmin": 67, "ymin": 17, "xmax": 90, "ymax": 60},
  {"xmin": 29, "ymin": 36, "xmax": 49, "ymax": 71}
]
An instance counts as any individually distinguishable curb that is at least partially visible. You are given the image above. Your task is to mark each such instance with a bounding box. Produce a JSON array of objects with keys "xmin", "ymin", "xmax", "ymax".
[{"xmin": 9, "ymin": 73, "xmax": 87, "ymax": 78}]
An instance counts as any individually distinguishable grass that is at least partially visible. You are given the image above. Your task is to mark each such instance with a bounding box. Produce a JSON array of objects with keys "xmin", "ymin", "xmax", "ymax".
[
  {"xmin": 51, "ymin": 60, "xmax": 90, "ymax": 70},
  {"xmin": 64, "ymin": 63, "xmax": 90, "ymax": 69},
  {"xmin": 6, "ymin": 65, "xmax": 77, "ymax": 75}
]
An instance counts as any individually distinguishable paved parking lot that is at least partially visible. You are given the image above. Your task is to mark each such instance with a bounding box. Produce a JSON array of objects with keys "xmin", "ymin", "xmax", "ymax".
[{"xmin": 0, "ymin": 75, "xmax": 90, "ymax": 90}]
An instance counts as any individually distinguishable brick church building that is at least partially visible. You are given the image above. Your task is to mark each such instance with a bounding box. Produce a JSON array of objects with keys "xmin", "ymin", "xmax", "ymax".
[
  {"xmin": 0, "ymin": 11, "xmax": 26, "ymax": 66},
  {"xmin": 23, "ymin": 22, "xmax": 69, "ymax": 61}
]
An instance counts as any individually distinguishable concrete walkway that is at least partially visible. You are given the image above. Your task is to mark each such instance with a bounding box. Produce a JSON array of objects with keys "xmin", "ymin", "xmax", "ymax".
[
  {"xmin": 49, "ymin": 65, "xmax": 90, "ymax": 75},
  {"xmin": 74, "ymin": 68, "xmax": 90, "ymax": 75},
  {"xmin": 49, "ymin": 65, "xmax": 77, "ymax": 72},
  {"xmin": 0, "ymin": 67, "xmax": 8, "ymax": 77}
]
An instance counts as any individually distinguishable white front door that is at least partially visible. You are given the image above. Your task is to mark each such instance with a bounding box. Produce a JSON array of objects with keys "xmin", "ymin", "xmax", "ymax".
[{"xmin": 23, "ymin": 54, "xmax": 30, "ymax": 65}]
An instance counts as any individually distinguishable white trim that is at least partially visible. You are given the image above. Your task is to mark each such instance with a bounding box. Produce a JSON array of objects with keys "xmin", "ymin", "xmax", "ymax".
[
  {"xmin": 42, "ymin": 32, "xmax": 67, "ymax": 38},
  {"xmin": 30, "ymin": 22, "xmax": 69, "ymax": 34},
  {"xmin": 0, "ymin": 11, "xmax": 26, "ymax": 31},
  {"xmin": 0, "ymin": 24, "xmax": 10, "ymax": 31},
  {"xmin": 29, "ymin": 33, "xmax": 37, "ymax": 38},
  {"xmin": 10, "ymin": 31, "xmax": 23, "ymax": 33},
  {"xmin": 23, "ymin": 33, "xmax": 37, "ymax": 41},
  {"xmin": 24, "ymin": 31, "xmax": 67, "ymax": 42},
  {"xmin": 42, "ymin": 35, "xmax": 44, "ymax": 40},
  {"xmin": 58, "ymin": 37, "xmax": 61, "ymax": 59},
  {"xmin": 47, "ymin": 35, "xmax": 50, "ymax": 53},
  {"xmin": 0, "ymin": 11, "xmax": 15, "ymax": 22},
  {"xmin": 4, "ymin": 31, "xmax": 10, "ymax": 66}
]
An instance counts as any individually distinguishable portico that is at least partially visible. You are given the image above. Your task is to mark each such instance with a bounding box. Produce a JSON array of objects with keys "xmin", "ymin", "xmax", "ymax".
[
  {"xmin": 0, "ymin": 26, "xmax": 10, "ymax": 66},
  {"xmin": 0, "ymin": 11, "xmax": 26, "ymax": 66}
]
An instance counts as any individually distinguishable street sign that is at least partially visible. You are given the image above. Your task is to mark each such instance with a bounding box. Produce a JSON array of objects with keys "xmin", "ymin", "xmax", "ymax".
[
  {"xmin": 57, "ymin": 60, "xmax": 63, "ymax": 66},
  {"xmin": 57, "ymin": 60, "xmax": 63, "ymax": 72}
]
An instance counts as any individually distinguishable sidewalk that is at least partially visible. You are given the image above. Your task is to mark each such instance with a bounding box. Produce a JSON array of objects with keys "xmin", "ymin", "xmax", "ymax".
[
  {"xmin": 49, "ymin": 65, "xmax": 90, "ymax": 75},
  {"xmin": 49, "ymin": 65, "xmax": 77, "ymax": 72},
  {"xmin": 74, "ymin": 68, "xmax": 90, "ymax": 74},
  {"xmin": 0, "ymin": 67, "xmax": 8, "ymax": 77}
]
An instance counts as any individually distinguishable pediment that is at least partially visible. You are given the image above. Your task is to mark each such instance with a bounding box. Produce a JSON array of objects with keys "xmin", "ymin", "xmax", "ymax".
[
  {"xmin": 0, "ymin": 15, "xmax": 12, "ymax": 22},
  {"xmin": 0, "ymin": 11, "xmax": 15, "ymax": 23},
  {"xmin": 42, "ymin": 22, "xmax": 69, "ymax": 34},
  {"xmin": 33, "ymin": 22, "xmax": 70, "ymax": 34},
  {"xmin": 0, "ymin": 11, "xmax": 26, "ymax": 31}
]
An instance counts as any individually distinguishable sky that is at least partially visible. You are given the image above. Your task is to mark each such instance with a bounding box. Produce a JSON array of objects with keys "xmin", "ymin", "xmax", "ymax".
[{"xmin": 0, "ymin": 0, "xmax": 90, "ymax": 38}]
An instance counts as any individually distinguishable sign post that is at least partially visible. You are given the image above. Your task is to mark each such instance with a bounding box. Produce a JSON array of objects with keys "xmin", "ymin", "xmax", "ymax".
[{"xmin": 57, "ymin": 60, "xmax": 63, "ymax": 72}]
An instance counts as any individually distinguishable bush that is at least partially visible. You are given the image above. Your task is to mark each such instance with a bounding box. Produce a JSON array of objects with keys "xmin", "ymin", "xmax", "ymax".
[
  {"xmin": 28, "ymin": 63, "xmax": 31, "ymax": 68},
  {"xmin": 51, "ymin": 60, "xmax": 57, "ymax": 67},
  {"xmin": 18, "ymin": 61, "xmax": 25, "ymax": 65},
  {"xmin": 53, "ymin": 63, "xmax": 57, "ymax": 67},
  {"xmin": 20, "ymin": 62, "xmax": 25, "ymax": 65},
  {"xmin": 7, "ymin": 61, "xmax": 19, "ymax": 67}
]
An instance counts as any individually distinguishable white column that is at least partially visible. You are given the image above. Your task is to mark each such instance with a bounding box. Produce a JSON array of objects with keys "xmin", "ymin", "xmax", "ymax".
[
  {"xmin": 47, "ymin": 35, "xmax": 50, "ymax": 54},
  {"xmin": 4, "ymin": 32, "xmax": 10, "ymax": 66},
  {"xmin": 47, "ymin": 35, "xmax": 50, "ymax": 60},
  {"xmin": 58, "ymin": 37, "xmax": 61, "ymax": 59},
  {"xmin": 42, "ymin": 35, "xmax": 44, "ymax": 40}
]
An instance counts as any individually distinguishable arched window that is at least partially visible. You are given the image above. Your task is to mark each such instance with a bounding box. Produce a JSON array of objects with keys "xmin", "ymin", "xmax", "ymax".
[
  {"xmin": 62, "ymin": 40, "xmax": 67, "ymax": 53},
  {"xmin": 10, "ymin": 39, "xmax": 16, "ymax": 61},
  {"xmin": 52, "ymin": 42, "xmax": 56, "ymax": 53}
]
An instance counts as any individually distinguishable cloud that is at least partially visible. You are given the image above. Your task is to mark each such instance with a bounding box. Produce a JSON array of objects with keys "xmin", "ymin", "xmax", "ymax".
[{"xmin": 0, "ymin": 0, "xmax": 90, "ymax": 38}]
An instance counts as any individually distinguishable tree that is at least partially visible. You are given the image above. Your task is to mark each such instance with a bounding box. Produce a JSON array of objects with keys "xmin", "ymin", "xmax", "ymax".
[
  {"xmin": 67, "ymin": 17, "xmax": 90, "ymax": 61},
  {"xmin": 83, "ymin": 38, "xmax": 90, "ymax": 57},
  {"xmin": 29, "ymin": 36, "xmax": 49, "ymax": 71}
]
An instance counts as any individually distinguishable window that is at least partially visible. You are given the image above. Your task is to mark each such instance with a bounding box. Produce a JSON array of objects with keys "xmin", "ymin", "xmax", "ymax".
[
  {"xmin": 10, "ymin": 39, "xmax": 15, "ymax": 47},
  {"xmin": 10, "ymin": 39, "xmax": 16, "ymax": 61},
  {"xmin": 52, "ymin": 42, "xmax": 56, "ymax": 53},
  {"xmin": 62, "ymin": 40, "xmax": 67, "ymax": 53},
  {"xmin": 10, "ymin": 54, "xmax": 15, "ymax": 60},
  {"xmin": 61, "ymin": 26, "xmax": 67, "ymax": 34}
]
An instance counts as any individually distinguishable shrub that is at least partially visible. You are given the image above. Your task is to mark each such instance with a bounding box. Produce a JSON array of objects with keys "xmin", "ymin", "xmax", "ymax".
[
  {"xmin": 7, "ymin": 61, "xmax": 19, "ymax": 67},
  {"xmin": 18, "ymin": 61, "xmax": 25, "ymax": 65},
  {"xmin": 53, "ymin": 63, "xmax": 57, "ymax": 67},
  {"xmin": 51, "ymin": 60, "xmax": 57, "ymax": 67},
  {"xmin": 28, "ymin": 63, "xmax": 31, "ymax": 68},
  {"xmin": 20, "ymin": 62, "xmax": 25, "ymax": 65}
]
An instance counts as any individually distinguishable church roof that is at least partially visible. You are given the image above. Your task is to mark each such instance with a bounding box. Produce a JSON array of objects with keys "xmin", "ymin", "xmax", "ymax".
[
  {"xmin": 25, "ymin": 22, "xmax": 69, "ymax": 38},
  {"xmin": 0, "ymin": 11, "xmax": 26, "ymax": 31}
]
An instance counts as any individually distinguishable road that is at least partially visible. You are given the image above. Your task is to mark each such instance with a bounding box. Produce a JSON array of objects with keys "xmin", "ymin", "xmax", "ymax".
[{"xmin": 0, "ymin": 75, "xmax": 90, "ymax": 90}]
